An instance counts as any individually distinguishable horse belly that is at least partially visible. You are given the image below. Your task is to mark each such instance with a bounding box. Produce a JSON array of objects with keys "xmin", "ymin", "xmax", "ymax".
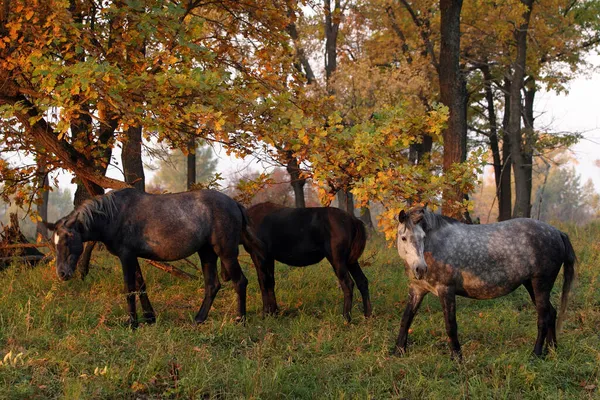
[
  {"xmin": 457, "ymin": 269, "xmax": 524, "ymax": 299},
  {"xmin": 274, "ymin": 247, "xmax": 324, "ymax": 266},
  {"xmin": 458, "ymin": 277, "xmax": 521, "ymax": 299},
  {"xmin": 271, "ymin": 235, "xmax": 325, "ymax": 267},
  {"xmin": 140, "ymin": 226, "xmax": 208, "ymax": 261}
]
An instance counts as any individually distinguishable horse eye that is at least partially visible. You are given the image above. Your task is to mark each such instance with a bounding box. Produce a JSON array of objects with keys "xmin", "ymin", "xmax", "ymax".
[{"xmin": 401, "ymin": 237, "xmax": 407, "ymax": 242}]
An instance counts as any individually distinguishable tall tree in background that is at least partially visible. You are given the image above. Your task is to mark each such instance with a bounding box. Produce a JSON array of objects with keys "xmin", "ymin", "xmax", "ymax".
[
  {"xmin": 508, "ymin": 0, "xmax": 534, "ymax": 218},
  {"xmin": 149, "ymin": 143, "xmax": 218, "ymax": 193},
  {"xmin": 438, "ymin": 0, "xmax": 467, "ymax": 218},
  {"xmin": 35, "ymin": 159, "xmax": 49, "ymax": 239}
]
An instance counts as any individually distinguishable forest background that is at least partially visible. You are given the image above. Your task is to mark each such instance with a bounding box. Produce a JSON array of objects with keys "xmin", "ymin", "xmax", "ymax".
[{"xmin": 1, "ymin": 0, "xmax": 600, "ymax": 236}]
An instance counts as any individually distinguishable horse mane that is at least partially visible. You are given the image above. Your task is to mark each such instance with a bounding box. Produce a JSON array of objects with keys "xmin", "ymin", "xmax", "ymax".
[
  {"xmin": 71, "ymin": 191, "xmax": 118, "ymax": 231},
  {"xmin": 410, "ymin": 207, "xmax": 461, "ymax": 233}
]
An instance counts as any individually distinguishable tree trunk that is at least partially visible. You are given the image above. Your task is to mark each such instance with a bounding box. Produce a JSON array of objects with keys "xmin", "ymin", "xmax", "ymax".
[
  {"xmin": 439, "ymin": 0, "xmax": 467, "ymax": 218},
  {"xmin": 187, "ymin": 138, "xmax": 196, "ymax": 191},
  {"xmin": 359, "ymin": 205, "xmax": 374, "ymax": 230},
  {"xmin": 122, "ymin": 125, "xmax": 145, "ymax": 191},
  {"xmin": 286, "ymin": 151, "xmax": 306, "ymax": 208},
  {"xmin": 346, "ymin": 191, "xmax": 355, "ymax": 216},
  {"xmin": 498, "ymin": 79, "xmax": 513, "ymax": 221},
  {"xmin": 336, "ymin": 190, "xmax": 347, "ymax": 212},
  {"xmin": 284, "ymin": 6, "xmax": 314, "ymax": 204},
  {"xmin": 324, "ymin": 0, "xmax": 341, "ymax": 85},
  {"xmin": 286, "ymin": 5, "xmax": 315, "ymax": 85},
  {"xmin": 409, "ymin": 135, "xmax": 433, "ymax": 165},
  {"xmin": 336, "ymin": 190, "xmax": 355, "ymax": 214},
  {"xmin": 482, "ymin": 66, "xmax": 511, "ymax": 221},
  {"xmin": 521, "ymin": 77, "xmax": 536, "ymax": 216},
  {"xmin": 509, "ymin": 0, "xmax": 534, "ymax": 218},
  {"xmin": 35, "ymin": 164, "xmax": 49, "ymax": 239}
]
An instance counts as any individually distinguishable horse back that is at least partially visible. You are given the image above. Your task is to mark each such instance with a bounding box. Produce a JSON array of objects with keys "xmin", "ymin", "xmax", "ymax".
[{"xmin": 106, "ymin": 189, "xmax": 243, "ymax": 260}]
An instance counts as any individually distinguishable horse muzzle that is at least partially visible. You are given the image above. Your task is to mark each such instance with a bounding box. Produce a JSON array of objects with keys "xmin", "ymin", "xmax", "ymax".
[
  {"xmin": 413, "ymin": 263, "xmax": 428, "ymax": 280},
  {"xmin": 56, "ymin": 266, "xmax": 75, "ymax": 281}
]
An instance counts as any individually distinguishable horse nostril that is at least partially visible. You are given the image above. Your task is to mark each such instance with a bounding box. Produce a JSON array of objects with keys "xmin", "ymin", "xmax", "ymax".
[
  {"xmin": 58, "ymin": 270, "xmax": 71, "ymax": 280},
  {"xmin": 415, "ymin": 264, "xmax": 427, "ymax": 279}
]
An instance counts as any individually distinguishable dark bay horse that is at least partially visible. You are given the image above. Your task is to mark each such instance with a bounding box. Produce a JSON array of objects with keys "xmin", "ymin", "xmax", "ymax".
[
  {"xmin": 46, "ymin": 188, "xmax": 264, "ymax": 327},
  {"xmin": 395, "ymin": 206, "xmax": 576, "ymax": 359},
  {"xmin": 246, "ymin": 202, "xmax": 371, "ymax": 322}
]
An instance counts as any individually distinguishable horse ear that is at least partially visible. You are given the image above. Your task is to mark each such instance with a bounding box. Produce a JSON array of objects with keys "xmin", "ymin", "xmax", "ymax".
[
  {"xmin": 410, "ymin": 208, "xmax": 425, "ymax": 224},
  {"xmin": 44, "ymin": 221, "xmax": 57, "ymax": 231},
  {"xmin": 398, "ymin": 210, "xmax": 408, "ymax": 223}
]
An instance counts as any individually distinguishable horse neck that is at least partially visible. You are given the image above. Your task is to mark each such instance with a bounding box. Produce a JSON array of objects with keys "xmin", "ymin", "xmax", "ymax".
[
  {"xmin": 422, "ymin": 210, "xmax": 459, "ymax": 234},
  {"xmin": 79, "ymin": 218, "xmax": 105, "ymax": 242},
  {"xmin": 76, "ymin": 196, "xmax": 118, "ymax": 242}
]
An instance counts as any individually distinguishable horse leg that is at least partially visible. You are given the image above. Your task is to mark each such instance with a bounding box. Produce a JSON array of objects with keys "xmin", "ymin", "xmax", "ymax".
[
  {"xmin": 119, "ymin": 254, "xmax": 139, "ymax": 329},
  {"xmin": 523, "ymin": 280, "xmax": 536, "ymax": 305},
  {"xmin": 134, "ymin": 260, "xmax": 156, "ymax": 324},
  {"xmin": 254, "ymin": 256, "xmax": 278, "ymax": 316},
  {"xmin": 438, "ymin": 286, "xmax": 462, "ymax": 360},
  {"xmin": 195, "ymin": 247, "xmax": 221, "ymax": 324},
  {"xmin": 220, "ymin": 260, "xmax": 231, "ymax": 282},
  {"xmin": 347, "ymin": 262, "xmax": 372, "ymax": 318},
  {"xmin": 327, "ymin": 257, "xmax": 355, "ymax": 322},
  {"xmin": 395, "ymin": 286, "xmax": 427, "ymax": 355},
  {"xmin": 532, "ymin": 279, "xmax": 555, "ymax": 356},
  {"xmin": 220, "ymin": 253, "xmax": 249, "ymax": 323},
  {"xmin": 546, "ymin": 303, "xmax": 558, "ymax": 350}
]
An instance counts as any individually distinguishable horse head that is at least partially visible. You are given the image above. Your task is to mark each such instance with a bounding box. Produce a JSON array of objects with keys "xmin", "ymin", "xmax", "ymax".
[
  {"xmin": 45, "ymin": 216, "xmax": 84, "ymax": 281},
  {"xmin": 397, "ymin": 206, "xmax": 428, "ymax": 280}
]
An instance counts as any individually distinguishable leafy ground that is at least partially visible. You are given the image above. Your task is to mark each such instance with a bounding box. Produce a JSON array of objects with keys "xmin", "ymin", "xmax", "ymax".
[{"xmin": 0, "ymin": 223, "xmax": 599, "ymax": 399}]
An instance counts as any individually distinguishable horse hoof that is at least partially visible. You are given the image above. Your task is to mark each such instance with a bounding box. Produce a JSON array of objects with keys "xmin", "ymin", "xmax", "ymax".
[
  {"xmin": 194, "ymin": 314, "xmax": 207, "ymax": 324},
  {"xmin": 531, "ymin": 350, "xmax": 546, "ymax": 359},
  {"xmin": 263, "ymin": 306, "xmax": 279, "ymax": 316},
  {"xmin": 144, "ymin": 313, "xmax": 156, "ymax": 324},
  {"xmin": 393, "ymin": 347, "xmax": 407, "ymax": 357},
  {"xmin": 234, "ymin": 316, "xmax": 246, "ymax": 325}
]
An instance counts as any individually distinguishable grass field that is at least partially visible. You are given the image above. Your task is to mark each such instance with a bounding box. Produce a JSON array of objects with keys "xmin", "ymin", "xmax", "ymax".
[{"xmin": 1, "ymin": 223, "xmax": 599, "ymax": 399}]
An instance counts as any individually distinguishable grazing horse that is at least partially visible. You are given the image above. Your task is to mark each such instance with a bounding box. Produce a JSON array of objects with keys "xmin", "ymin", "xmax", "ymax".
[
  {"xmin": 394, "ymin": 206, "xmax": 576, "ymax": 359},
  {"xmin": 46, "ymin": 188, "xmax": 264, "ymax": 327},
  {"xmin": 246, "ymin": 202, "xmax": 371, "ymax": 322}
]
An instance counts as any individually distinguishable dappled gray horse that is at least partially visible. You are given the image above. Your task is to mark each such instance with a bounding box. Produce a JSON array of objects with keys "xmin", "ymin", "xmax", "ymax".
[
  {"xmin": 395, "ymin": 206, "xmax": 576, "ymax": 359},
  {"xmin": 46, "ymin": 188, "xmax": 264, "ymax": 327}
]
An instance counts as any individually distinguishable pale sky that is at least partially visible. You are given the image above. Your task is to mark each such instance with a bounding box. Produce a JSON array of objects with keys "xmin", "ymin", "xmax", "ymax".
[{"xmin": 535, "ymin": 55, "xmax": 600, "ymax": 190}]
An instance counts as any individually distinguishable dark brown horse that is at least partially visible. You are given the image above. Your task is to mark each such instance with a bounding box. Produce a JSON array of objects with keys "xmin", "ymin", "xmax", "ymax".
[
  {"xmin": 246, "ymin": 202, "xmax": 370, "ymax": 322},
  {"xmin": 46, "ymin": 188, "xmax": 264, "ymax": 327},
  {"xmin": 395, "ymin": 206, "xmax": 576, "ymax": 359}
]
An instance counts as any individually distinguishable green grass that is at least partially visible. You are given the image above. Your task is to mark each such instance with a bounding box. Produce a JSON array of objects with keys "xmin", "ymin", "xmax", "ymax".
[{"xmin": 1, "ymin": 223, "xmax": 599, "ymax": 399}]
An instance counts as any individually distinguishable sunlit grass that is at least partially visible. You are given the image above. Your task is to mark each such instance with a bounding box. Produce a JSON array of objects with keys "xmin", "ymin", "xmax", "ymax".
[{"xmin": 0, "ymin": 224, "xmax": 599, "ymax": 398}]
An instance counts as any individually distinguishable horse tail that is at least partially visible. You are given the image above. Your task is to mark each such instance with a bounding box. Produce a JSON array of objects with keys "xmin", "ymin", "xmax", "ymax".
[
  {"xmin": 348, "ymin": 217, "xmax": 367, "ymax": 265},
  {"xmin": 237, "ymin": 202, "xmax": 266, "ymax": 265},
  {"xmin": 557, "ymin": 231, "xmax": 577, "ymax": 332}
]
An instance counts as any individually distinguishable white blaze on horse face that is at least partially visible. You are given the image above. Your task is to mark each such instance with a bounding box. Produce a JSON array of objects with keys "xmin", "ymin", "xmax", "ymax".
[
  {"xmin": 53, "ymin": 232, "xmax": 60, "ymax": 245},
  {"xmin": 397, "ymin": 223, "xmax": 427, "ymax": 277}
]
